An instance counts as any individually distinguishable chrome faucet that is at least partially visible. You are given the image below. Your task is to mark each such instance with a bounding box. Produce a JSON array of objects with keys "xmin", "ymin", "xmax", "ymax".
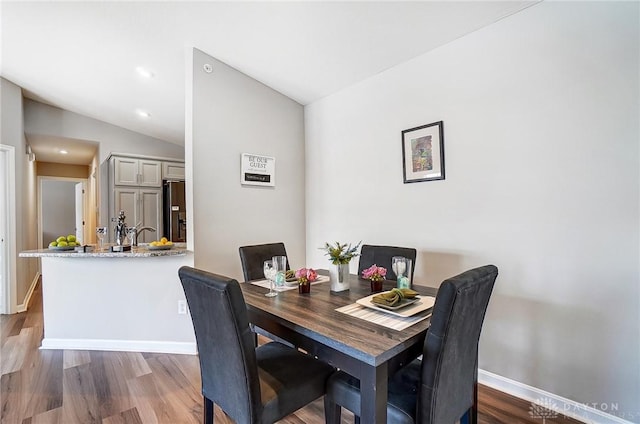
[{"xmin": 130, "ymin": 226, "xmax": 156, "ymax": 246}]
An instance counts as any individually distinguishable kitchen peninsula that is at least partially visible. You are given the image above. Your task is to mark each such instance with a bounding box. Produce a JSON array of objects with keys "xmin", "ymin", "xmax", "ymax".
[{"xmin": 19, "ymin": 245, "xmax": 196, "ymax": 354}]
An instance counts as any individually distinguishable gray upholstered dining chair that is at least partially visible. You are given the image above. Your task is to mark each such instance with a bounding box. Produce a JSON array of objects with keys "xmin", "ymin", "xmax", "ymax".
[
  {"xmin": 178, "ymin": 266, "xmax": 335, "ymax": 424},
  {"xmin": 357, "ymin": 244, "xmax": 417, "ymax": 283},
  {"xmin": 324, "ymin": 265, "xmax": 498, "ymax": 424},
  {"xmin": 239, "ymin": 242, "xmax": 290, "ymax": 281}
]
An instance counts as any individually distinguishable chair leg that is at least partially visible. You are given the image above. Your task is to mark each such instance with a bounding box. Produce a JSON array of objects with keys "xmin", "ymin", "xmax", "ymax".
[
  {"xmin": 469, "ymin": 363, "xmax": 479, "ymax": 424},
  {"xmin": 468, "ymin": 380, "xmax": 478, "ymax": 424},
  {"xmin": 460, "ymin": 409, "xmax": 469, "ymax": 424},
  {"xmin": 324, "ymin": 396, "xmax": 342, "ymax": 424},
  {"xmin": 204, "ymin": 396, "xmax": 214, "ymax": 424},
  {"xmin": 460, "ymin": 405, "xmax": 478, "ymax": 424}
]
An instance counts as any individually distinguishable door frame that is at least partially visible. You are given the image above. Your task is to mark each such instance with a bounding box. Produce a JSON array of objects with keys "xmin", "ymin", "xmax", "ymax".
[
  {"xmin": 37, "ymin": 176, "xmax": 88, "ymax": 250},
  {"xmin": 74, "ymin": 182, "xmax": 85, "ymax": 245},
  {"xmin": 0, "ymin": 145, "xmax": 17, "ymax": 314}
]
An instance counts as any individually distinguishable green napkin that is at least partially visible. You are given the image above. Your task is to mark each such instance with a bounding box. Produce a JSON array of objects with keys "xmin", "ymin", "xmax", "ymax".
[{"xmin": 371, "ymin": 288, "xmax": 419, "ymax": 307}]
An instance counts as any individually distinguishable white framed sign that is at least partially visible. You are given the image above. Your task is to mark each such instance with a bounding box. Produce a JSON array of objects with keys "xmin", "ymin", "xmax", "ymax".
[{"xmin": 240, "ymin": 153, "xmax": 275, "ymax": 187}]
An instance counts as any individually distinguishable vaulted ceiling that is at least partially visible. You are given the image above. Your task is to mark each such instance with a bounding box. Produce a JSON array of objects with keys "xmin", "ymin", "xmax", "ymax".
[{"xmin": 1, "ymin": 1, "xmax": 537, "ymax": 161}]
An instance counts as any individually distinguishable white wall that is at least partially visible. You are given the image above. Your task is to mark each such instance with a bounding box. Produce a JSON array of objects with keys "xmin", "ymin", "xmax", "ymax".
[
  {"xmin": 0, "ymin": 78, "xmax": 38, "ymax": 310},
  {"xmin": 305, "ymin": 1, "xmax": 639, "ymax": 419},
  {"xmin": 188, "ymin": 48, "xmax": 306, "ymax": 280}
]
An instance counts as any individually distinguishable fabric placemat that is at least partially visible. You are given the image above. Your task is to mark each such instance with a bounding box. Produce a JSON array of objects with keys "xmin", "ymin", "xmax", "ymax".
[
  {"xmin": 250, "ymin": 275, "xmax": 330, "ymax": 292},
  {"xmin": 336, "ymin": 303, "xmax": 431, "ymax": 331}
]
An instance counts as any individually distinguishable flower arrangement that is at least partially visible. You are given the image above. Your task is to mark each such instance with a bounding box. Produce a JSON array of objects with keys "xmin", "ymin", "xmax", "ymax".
[
  {"xmin": 321, "ymin": 241, "xmax": 361, "ymax": 265},
  {"xmin": 295, "ymin": 268, "xmax": 318, "ymax": 285},
  {"xmin": 362, "ymin": 264, "xmax": 387, "ymax": 282}
]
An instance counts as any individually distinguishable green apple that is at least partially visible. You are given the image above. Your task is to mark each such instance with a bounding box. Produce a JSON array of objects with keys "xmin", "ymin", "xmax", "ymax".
[
  {"xmin": 49, "ymin": 241, "xmax": 58, "ymax": 247},
  {"xmin": 68, "ymin": 242, "xmax": 77, "ymax": 247},
  {"xmin": 56, "ymin": 236, "xmax": 67, "ymax": 243},
  {"xmin": 57, "ymin": 241, "xmax": 68, "ymax": 247},
  {"xmin": 67, "ymin": 235, "xmax": 76, "ymax": 242}
]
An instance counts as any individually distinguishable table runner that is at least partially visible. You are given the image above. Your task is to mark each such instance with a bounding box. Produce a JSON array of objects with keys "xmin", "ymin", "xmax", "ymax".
[
  {"xmin": 249, "ymin": 274, "xmax": 330, "ymax": 291},
  {"xmin": 336, "ymin": 303, "xmax": 431, "ymax": 331}
]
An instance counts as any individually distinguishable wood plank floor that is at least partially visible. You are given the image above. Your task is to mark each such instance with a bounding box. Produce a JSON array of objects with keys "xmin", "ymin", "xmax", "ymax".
[{"xmin": 1, "ymin": 280, "xmax": 582, "ymax": 424}]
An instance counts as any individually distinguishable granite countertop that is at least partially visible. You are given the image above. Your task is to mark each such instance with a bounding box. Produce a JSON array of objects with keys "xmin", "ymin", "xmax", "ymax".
[{"xmin": 19, "ymin": 243, "xmax": 189, "ymax": 258}]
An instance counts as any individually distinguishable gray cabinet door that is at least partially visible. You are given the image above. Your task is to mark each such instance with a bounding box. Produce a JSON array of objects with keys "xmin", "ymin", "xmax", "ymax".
[
  {"xmin": 139, "ymin": 160, "xmax": 162, "ymax": 187},
  {"xmin": 113, "ymin": 187, "xmax": 138, "ymax": 240},
  {"xmin": 162, "ymin": 162, "xmax": 185, "ymax": 180},
  {"xmin": 113, "ymin": 187, "xmax": 162, "ymax": 243},
  {"xmin": 114, "ymin": 157, "xmax": 162, "ymax": 187},
  {"xmin": 113, "ymin": 157, "xmax": 139, "ymax": 186},
  {"xmin": 138, "ymin": 188, "xmax": 162, "ymax": 242}
]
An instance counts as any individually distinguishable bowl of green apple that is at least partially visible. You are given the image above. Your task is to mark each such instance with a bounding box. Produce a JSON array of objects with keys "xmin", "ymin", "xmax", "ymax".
[{"xmin": 48, "ymin": 235, "xmax": 79, "ymax": 251}]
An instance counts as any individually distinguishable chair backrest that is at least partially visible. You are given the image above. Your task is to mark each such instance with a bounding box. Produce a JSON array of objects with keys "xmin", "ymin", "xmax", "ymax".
[
  {"xmin": 418, "ymin": 264, "xmax": 498, "ymax": 424},
  {"xmin": 178, "ymin": 266, "xmax": 262, "ymax": 423},
  {"xmin": 239, "ymin": 242, "xmax": 289, "ymax": 281},
  {"xmin": 357, "ymin": 244, "xmax": 417, "ymax": 282}
]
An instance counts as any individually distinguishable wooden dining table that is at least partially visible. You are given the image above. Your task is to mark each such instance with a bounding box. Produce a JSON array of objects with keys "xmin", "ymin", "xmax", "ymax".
[{"xmin": 240, "ymin": 273, "xmax": 438, "ymax": 424}]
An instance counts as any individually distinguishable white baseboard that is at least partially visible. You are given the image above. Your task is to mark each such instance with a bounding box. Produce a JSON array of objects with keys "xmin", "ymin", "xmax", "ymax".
[
  {"xmin": 479, "ymin": 369, "xmax": 634, "ymax": 424},
  {"xmin": 40, "ymin": 338, "xmax": 197, "ymax": 355},
  {"xmin": 16, "ymin": 271, "xmax": 40, "ymax": 313}
]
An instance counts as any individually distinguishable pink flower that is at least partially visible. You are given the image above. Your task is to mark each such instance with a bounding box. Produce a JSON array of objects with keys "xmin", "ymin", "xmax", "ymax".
[
  {"xmin": 295, "ymin": 268, "xmax": 318, "ymax": 284},
  {"xmin": 362, "ymin": 264, "xmax": 387, "ymax": 282},
  {"xmin": 306, "ymin": 268, "xmax": 318, "ymax": 282}
]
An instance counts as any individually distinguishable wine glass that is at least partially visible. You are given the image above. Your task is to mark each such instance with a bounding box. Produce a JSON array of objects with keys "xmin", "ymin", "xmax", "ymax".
[
  {"xmin": 263, "ymin": 260, "xmax": 277, "ymax": 297},
  {"xmin": 96, "ymin": 227, "xmax": 107, "ymax": 250}
]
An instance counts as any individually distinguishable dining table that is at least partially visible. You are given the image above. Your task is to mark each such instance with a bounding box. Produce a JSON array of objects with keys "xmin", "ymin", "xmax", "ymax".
[{"xmin": 240, "ymin": 272, "xmax": 438, "ymax": 424}]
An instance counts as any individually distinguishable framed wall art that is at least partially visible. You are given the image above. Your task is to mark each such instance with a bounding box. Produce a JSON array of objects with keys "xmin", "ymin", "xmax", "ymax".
[
  {"xmin": 240, "ymin": 153, "xmax": 275, "ymax": 187},
  {"xmin": 401, "ymin": 121, "xmax": 445, "ymax": 183}
]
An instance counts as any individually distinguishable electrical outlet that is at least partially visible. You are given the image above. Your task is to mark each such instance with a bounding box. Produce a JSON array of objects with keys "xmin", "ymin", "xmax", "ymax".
[{"xmin": 178, "ymin": 300, "xmax": 187, "ymax": 315}]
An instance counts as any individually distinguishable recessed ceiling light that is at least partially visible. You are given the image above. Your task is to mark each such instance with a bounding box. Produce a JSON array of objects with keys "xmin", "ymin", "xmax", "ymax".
[
  {"xmin": 59, "ymin": 149, "xmax": 68, "ymax": 155},
  {"xmin": 136, "ymin": 109, "xmax": 151, "ymax": 118},
  {"xmin": 136, "ymin": 67, "xmax": 154, "ymax": 79}
]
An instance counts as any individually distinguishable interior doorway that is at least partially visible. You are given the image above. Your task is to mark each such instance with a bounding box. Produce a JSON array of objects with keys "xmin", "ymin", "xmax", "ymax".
[{"xmin": 38, "ymin": 177, "xmax": 87, "ymax": 249}]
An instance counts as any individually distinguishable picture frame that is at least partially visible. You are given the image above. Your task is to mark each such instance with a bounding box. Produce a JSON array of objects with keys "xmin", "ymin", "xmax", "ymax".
[
  {"xmin": 401, "ymin": 121, "xmax": 445, "ymax": 183},
  {"xmin": 240, "ymin": 153, "xmax": 276, "ymax": 187}
]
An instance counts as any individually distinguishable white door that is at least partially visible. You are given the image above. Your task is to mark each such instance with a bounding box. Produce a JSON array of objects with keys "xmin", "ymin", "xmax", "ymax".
[{"xmin": 75, "ymin": 183, "xmax": 85, "ymax": 245}]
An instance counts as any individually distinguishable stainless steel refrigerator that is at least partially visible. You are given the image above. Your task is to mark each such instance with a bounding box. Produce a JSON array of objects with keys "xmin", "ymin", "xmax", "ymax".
[{"xmin": 163, "ymin": 180, "xmax": 187, "ymax": 242}]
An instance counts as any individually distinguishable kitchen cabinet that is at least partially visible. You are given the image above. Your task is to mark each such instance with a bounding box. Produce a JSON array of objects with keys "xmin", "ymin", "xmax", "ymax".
[
  {"xmin": 108, "ymin": 154, "xmax": 165, "ymax": 243},
  {"xmin": 163, "ymin": 162, "xmax": 185, "ymax": 180},
  {"xmin": 107, "ymin": 154, "xmax": 185, "ymax": 243},
  {"xmin": 113, "ymin": 156, "xmax": 162, "ymax": 187},
  {"xmin": 113, "ymin": 187, "xmax": 162, "ymax": 243}
]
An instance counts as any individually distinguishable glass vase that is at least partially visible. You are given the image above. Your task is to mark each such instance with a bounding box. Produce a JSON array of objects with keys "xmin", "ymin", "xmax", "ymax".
[
  {"xmin": 370, "ymin": 279, "xmax": 383, "ymax": 293},
  {"xmin": 298, "ymin": 283, "xmax": 310, "ymax": 294}
]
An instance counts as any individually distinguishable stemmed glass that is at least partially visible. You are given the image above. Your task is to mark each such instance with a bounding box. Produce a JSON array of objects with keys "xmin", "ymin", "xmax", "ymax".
[
  {"xmin": 263, "ymin": 260, "xmax": 277, "ymax": 297},
  {"xmin": 96, "ymin": 227, "xmax": 107, "ymax": 251}
]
